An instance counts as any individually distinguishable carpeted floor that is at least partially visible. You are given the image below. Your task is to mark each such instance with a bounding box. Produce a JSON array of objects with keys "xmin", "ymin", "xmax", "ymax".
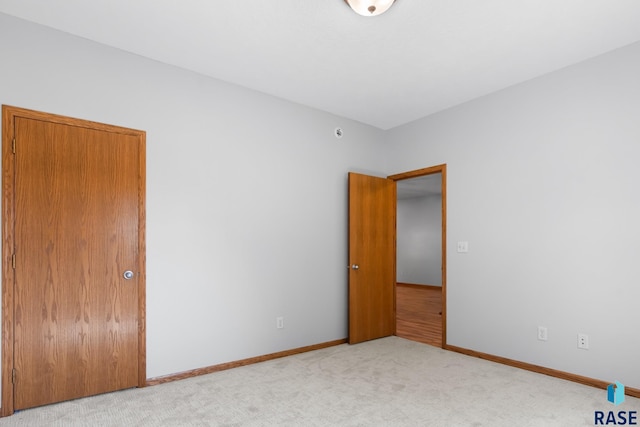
[{"xmin": 2, "ymin": 337, "xmax": 638, "ymax": 426}]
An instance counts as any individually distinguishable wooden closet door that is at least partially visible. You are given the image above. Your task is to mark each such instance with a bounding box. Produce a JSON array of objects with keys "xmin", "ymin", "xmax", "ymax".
[{"xmin": 12, "ymin": 115, "xmax": 141, "ymax": 410}]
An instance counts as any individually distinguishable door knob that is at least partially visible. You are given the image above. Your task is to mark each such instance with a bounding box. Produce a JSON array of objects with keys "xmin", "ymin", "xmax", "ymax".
[
  {"xmin": 123, "ymin": 270, "xmax": 134, "ymax": 280},
  {"xmin": 351, "ymin": 264, "xmax": 359, "ymax": 270}
]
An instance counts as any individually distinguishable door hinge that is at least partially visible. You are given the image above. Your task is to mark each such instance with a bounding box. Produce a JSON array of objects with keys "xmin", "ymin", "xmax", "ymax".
[
  {"xmin": 12, "ymin": 368, "xmax": 16, "ymax": 384},
  {"xmin": 12, "ymin": 253, "xmax": 16, "ymax": 269},
  {"xmin": 12, "ymin": 138, "xmax": 16, "ymax": 154}
]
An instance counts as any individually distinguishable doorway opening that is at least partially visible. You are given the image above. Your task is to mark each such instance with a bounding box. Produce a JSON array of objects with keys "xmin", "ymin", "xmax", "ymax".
[{"xmin": 389, "ymin": 165, "xmax": 446, "ymax": 347}]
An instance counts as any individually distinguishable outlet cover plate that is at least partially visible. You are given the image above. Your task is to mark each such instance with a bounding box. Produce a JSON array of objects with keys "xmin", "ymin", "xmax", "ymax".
[
  {"xmin": 577, "ymin": 333, "xmax": 589, "ymax": 349},
  {"xmin": 537, "ymin": 326, "xmax": 548, "ymax": 341}
]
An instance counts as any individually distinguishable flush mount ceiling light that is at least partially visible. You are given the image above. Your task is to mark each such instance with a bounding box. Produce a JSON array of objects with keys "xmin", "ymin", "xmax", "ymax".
[{"xmin": 344, "ymin": 0, "xmax": 397, "ymax": 17}]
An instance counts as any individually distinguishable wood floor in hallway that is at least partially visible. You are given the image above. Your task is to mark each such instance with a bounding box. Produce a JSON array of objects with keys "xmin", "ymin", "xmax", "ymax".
[{"xmin": 395, "ymin": 283, "xmax": 442, "ymax": 347}]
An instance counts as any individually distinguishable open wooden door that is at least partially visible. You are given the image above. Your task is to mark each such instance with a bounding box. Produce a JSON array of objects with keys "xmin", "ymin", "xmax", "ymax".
[
  {"xmin": 2, "ymin": 106, "xmax": 146, "ymax": 415},
  {"xmin": 348, "ymin": 172, "xmax": 396, "ymax": 344}
]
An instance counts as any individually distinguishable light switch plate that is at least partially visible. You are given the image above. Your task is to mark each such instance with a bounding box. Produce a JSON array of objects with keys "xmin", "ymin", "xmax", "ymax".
[{"xmin": 457, "ymin": 241, "xmax": 469, "ymax": 253}]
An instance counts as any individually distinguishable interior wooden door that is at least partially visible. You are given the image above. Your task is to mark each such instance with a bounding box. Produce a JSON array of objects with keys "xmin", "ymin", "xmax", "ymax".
[
  {"xmin": 2, "ymin": 106, "xmax": 146, "ymax": 413},
  {"xmin": 348, "ymin": 172, "xmax": 396, "ymax": 344}
]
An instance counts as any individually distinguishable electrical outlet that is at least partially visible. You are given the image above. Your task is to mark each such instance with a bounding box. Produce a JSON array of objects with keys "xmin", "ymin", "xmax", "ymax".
[
  {"xmin": 457, "ymin": 241, "xmax": 469, "ymax": 253},
  {"xmin": 276, "ymin": 316, "xmax": 284, "ymax": 329},
  {"xmin": 537, "ymin": 326, "xmax": 548, "ymax": 341},
  {"xmin": 577, "ymin": 333, "xmax": 589, "ymax": 349}
]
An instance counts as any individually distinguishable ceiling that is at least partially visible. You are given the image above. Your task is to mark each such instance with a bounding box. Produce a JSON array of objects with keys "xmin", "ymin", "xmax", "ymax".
[{"xmin": 1, "ymin": 1, "xmax": 640, "ymax": 130}]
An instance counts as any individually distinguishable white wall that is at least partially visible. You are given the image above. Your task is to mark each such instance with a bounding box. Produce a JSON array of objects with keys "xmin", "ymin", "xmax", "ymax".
[
  {"xmin": 0, "ymin": 13, "xmax": 387, "ymax": 382},
  {"xmin": 397, "ymin": 195, "xmax": 442, "ymax": 285},
  {"xmin": 385, "ymin": 41, "xmax": 640, "ymax": 388}
]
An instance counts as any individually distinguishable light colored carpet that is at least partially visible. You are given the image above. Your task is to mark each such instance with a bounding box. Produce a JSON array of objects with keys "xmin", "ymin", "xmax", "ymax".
[{"xmin": 2, "ymin": 337, "xmax": 638, "ymax": 426}]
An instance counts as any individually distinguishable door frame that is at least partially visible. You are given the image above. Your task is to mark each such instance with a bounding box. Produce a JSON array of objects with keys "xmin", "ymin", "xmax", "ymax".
[
  {"xmin": 1, "ymin": 105, "xmax": 147, "ymax": 416},
  {"xmin": 388, "ymin": 164, "xmax": 447, "ymax": 347}
]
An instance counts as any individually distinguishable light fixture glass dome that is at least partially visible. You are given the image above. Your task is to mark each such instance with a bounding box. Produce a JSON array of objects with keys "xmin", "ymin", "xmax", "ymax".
[{"xmin": 344, "ymin": 0, "xmax": 397, "ymax": 17}]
